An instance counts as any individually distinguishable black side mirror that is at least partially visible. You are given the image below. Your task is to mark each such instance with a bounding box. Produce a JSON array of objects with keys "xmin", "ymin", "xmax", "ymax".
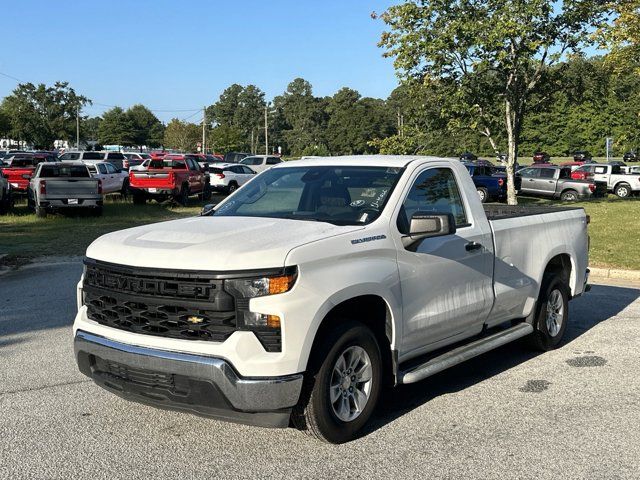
[
  {"xmin": 406, "ymin": 212, "xmax": 456, "ymax": 244},
  {"xmin": 200, "ymin": 203, "xmax": 217, "ymax": 216}
]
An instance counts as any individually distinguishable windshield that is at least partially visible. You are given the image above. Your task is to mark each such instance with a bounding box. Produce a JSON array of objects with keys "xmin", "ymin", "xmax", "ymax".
[
  {"xmin": 212, "ymin": 166, "xmax": 403, "ymax": 225},
  {"xmin": 40, "ymin": 165, "xmax": 90, "ymax": 178}
]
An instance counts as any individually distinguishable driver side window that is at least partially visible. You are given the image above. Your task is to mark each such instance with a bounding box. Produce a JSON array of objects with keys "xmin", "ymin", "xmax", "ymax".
[{"xmin": 398, "ymin": 168, "xmax": 467, "ymax": 234}]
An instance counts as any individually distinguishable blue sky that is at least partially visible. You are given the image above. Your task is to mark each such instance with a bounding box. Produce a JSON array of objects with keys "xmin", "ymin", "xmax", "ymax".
[{"xmin": 1, "ymin": 0, "xmax": 398, "ymax": 122}]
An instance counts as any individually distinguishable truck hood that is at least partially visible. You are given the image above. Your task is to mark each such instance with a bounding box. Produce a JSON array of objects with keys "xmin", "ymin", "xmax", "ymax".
[{"xmin": 86, "ymin": 216, "xmax": 364, "ymax": 271}]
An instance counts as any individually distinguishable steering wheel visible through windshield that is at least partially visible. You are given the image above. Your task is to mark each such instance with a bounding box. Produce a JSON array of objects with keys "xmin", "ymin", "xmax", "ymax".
[{"xmin": 212, "ymin": 165, "xmax": 404, "ymax": 225}]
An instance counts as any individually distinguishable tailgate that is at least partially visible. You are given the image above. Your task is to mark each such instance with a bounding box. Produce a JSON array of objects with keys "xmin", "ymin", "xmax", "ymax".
[
  {"xmin": 2, "ymin": 168, "xmax": 34, "ymax": 187},
  {"xmin": 45, "ymin": 178, "xmax": 99, "ymax": 196},
  {"xmin": 130, "ymin": 170, "xmax": 174, "ymax": 189}
]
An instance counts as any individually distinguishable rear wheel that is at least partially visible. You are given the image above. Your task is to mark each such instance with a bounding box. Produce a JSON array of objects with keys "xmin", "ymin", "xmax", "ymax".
[
  {"xmin": 132, "ymin": 191, "xmax": 146, "ymax": 205},
  {"xmin": 476, "ymin": 187, "xmax": 489, "ymax": 203},
  {"xmin": 120, "ymin": 179, "xmax": 130, "ymax": 198},
  {"xmin": 292, "ymin": 321, "xmax": 382, "ymax": 444},
  {"xmin": 91, "ymin": 206, "xmax": 103, "ymax": 217},
  {"xmin": 560, "ymin": 189, "xmax": 578, "ymax": 202},
  {"xmin": 527, "ymin": 275, "xmax": 569, "ymax": 351},
  {"xmin": 227, "ymin": 182, "xmax": 238, "ymax": 194},
  {"xmin": 176, "ymin": 184, "xmax": 190, "ymax": 205},
  {"xmin": 201, "ymin": 182, "xmax": 212, "ymax": 201},
  {"xmin": 614, "ymin": 183, "xmax": 631, "ymax": 198},
  {"xmin": 0, "ymin": 190, "xmax": 10, "ymax": 214}
]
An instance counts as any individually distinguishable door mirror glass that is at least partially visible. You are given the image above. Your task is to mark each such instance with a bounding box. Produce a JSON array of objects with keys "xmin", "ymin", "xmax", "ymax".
[{"xmin": 409, "ymin": 212, "xmax": 456, "ymax": 239}]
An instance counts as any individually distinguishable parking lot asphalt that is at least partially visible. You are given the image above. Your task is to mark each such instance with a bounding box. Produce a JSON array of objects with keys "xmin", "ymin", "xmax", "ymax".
[{"xmin": 1, "ymin": 260, "xmax": 639, "ymax": 479}]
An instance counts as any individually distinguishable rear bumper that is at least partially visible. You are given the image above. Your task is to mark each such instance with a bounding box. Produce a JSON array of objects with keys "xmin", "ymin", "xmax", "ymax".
[
  {"xmin": 39, "ymin": 198, "xmax": 102, "ymax": 209},
  {"xmin": 74, "ymin": 330, "xmax": 303, "ymax": 428}
]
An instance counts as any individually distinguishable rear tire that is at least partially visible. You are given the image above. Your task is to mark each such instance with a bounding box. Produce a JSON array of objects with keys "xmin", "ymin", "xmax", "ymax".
[
  {"xmin": 614, "ymin": 183, "xmax": 631, "ymax": 198},
  {"xmin": 120, "ymin": 179, "xmax": 130, "ymax": 198},
  {"xmin": 227, "ymin": 182, "xmax": 238, "ymax": 195},
  {"xmin": 201, "ymin": 182, "xmax": 212, "ymax": 201},
  {"xmin": 560, "ymin": 189, "xmax": 578, "ymax": 202},
  {"xmin": 477, "ymin": 187, "xmax": 489, "ymax": 203},
  {"xmin": 527, "ymin": 275, "xmax": 569, "ymax": 351},
  {"xmin": 91, "ymin": 206, "xmax": 103, "ymax": 217},
  {"xmin": 132, "ymin": 192, "xmax": 146, "ymax": 205},
  {"xmin": 176, "ymin": 184, "xmax": 190, "ymax": 205},
  {"xmin": 292, "ymin": 320, "xmax": 382, "ymax": 444}
]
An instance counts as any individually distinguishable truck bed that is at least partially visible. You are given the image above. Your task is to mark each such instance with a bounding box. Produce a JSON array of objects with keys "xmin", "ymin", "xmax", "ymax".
[{"xmin": 483, "ymin": 204, "xmax": 583, "ymax": 220}]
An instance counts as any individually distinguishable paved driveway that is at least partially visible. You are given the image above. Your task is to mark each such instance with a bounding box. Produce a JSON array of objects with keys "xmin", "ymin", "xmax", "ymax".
[{"xmin": 1, "ymin": 260, "xmax": 639, "ymax": 479}]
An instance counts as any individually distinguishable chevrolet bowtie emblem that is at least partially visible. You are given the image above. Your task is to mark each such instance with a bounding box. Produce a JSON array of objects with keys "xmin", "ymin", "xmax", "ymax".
[{"xmin": 187, "ymin": 316, "xmax": 204, "ymax": 324}]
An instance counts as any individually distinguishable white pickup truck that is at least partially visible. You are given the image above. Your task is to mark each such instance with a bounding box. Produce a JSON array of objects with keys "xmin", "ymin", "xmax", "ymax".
[
  {"xmin": 73, "ymin": 156, "xmax": 589, "ymax": 443},
  {"xmin": 574, "ymin": 163, "xmax": 640, "ymax": 197}
]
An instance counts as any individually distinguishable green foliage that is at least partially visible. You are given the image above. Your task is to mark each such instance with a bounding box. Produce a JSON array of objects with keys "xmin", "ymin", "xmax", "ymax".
[
  {"xmin": 81, "ymin": 116, "xmax": 101, "ymax": 142},
  {"xmin": 0, "ymin": 81, "xmax": 89, "ymax": 148},
  {"xmin": 0, "ymin": 108, "xmax": 10, "ymax": 137},
  {"xmin": 98, "ymin": 107, "xmax": 135, "ymax": 146},
  {"xmin": 206, "ymin": 84, "xmax": 266, "ymax": 152},
  {"xmin": 208, "ymin": 124, "xmax": 245, "ymax": 153},
  {"xmin": 163, "ymin": 118, "xmax": 200, "ymax": 152},
  {"xmin": 126, "ymin": 104, "xmax": 164, "ymax": 148}
]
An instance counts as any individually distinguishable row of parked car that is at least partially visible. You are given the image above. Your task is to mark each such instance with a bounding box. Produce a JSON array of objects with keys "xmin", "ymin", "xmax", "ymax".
[
  {"xmin": 463, "ymin": 157, "xmax": 640, "ymax": 203},
  {"xmin": 0, "ymin": 149, "xmax": 285, "ymax": 216}
]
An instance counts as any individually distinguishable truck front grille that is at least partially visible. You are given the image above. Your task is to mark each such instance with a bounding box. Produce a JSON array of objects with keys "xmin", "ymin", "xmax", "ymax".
[{"xmin": 82, "ymin": 260, "xmax": 282, "ymax": 351}]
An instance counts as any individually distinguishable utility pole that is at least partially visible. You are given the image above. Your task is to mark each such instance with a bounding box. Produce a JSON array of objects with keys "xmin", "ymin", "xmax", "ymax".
[
  {"xmin": 264, "ymin": 102, "xmax": 269, "ymax": 155},
  {"xmin": 76, "ymin": 105, "xmax": 80, "ymax": 149},
  {"xmin": 202, "ymin": 107, "xmax": 206, "ymax": 154}
]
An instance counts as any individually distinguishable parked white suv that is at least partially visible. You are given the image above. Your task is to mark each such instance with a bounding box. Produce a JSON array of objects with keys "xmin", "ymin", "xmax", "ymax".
[
  {"xmin": 208, "ymin": 163, "xmax": 257, "ymax": 193},
  {"xmin": 59, "ymin": 151, "xmax": 127, "ymax": 171},
  {"xmin": 85, "ymin": 162, "xmax": 129, "ymax": 195},
  {"xmin": 239, "ymin": 155, "xmax": 283, "ymax": 173}
]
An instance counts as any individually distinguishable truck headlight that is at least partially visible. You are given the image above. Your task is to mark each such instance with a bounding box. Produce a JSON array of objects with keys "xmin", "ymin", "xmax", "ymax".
[{"xmin": 225, "ymin": 269, "xmax": 297, "ymax": 298}]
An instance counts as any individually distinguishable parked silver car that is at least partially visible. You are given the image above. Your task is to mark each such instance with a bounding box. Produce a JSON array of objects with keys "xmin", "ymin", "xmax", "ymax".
[{"xmin": 28, "ymin": 162, "xmax": 103, "ymax": 217}]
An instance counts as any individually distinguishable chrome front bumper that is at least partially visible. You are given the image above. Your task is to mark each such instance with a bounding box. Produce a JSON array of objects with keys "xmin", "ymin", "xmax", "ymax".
[{"xmin": 74, "ymin": 330, "xmax": 303, "ymax": 428}]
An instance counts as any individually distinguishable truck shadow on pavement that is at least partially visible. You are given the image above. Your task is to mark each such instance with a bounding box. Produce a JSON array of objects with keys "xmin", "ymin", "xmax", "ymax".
[{"xmin": 364, "ymin": 283, "xmax": 640, "ymax": 437}]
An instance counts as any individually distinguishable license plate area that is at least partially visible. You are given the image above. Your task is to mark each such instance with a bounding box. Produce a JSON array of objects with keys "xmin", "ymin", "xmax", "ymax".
[{"xmin": 68, "ymin": 198, "xmax": 78, "ymax": 205}]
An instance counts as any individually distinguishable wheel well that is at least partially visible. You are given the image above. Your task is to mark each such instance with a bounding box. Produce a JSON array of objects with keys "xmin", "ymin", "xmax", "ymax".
[
  {"xmin": 311, "ymin": 295, "xmax": 394, "ymax": 385},
  {"xmin": 544, "ymin": 254, "xmax": 572, "ymax": 289},
  {"xmin": 614, "ymin": 181, "xmax": 630, "ymax": 190}
]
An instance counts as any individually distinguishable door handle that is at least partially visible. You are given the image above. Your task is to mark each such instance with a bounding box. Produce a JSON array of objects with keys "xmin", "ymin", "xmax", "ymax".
[
  {"xmin": 465, "ymin": 241, "xmax": 483, "ymax": 252},
  {"xmin": 528, "ymin": 179, "xmax": 534, "ymax": 182},
  {"xmin": 548, "ymin": 180, "xmax": 554, "ymax": 183}
]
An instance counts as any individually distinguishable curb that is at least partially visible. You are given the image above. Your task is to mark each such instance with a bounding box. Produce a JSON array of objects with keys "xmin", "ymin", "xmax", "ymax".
[{"xmin": 589, "ymin": 266, "xmax": 640, "ymax": 281}]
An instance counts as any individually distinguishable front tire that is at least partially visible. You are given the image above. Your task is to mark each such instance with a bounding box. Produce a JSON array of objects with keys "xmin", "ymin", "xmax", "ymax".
[
  {"xmin": 527, "ymin": 275, "xmax": 569, "ymax": 351},
  {"xmin": 292, "ymin": 321, "xmax": 382, "ymax": 444}
]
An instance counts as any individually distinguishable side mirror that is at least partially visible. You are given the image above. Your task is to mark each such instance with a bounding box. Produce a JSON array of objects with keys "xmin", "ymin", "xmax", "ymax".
[
  {"xmin": 407, "ymin": 212, "xmax": 456, "ymax": 243},
  {"xmin": 200, "ymin": 203, "xmax": 217, "ymax": 216}
]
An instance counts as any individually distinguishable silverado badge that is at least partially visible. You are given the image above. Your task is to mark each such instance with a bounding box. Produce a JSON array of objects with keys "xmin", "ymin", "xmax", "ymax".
[{"xmin": 187, "ymin": 316, "xmax": 204, "ymax": 324}]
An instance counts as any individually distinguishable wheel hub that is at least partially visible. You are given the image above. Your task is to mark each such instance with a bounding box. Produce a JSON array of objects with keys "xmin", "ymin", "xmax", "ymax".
[
  {"xmin": 330, "ymin": 346, "xmax": 373, "ymax": 422},
  {"xmin": 545, "ymin": 288, "xmax": 564, "ymax": 337}
]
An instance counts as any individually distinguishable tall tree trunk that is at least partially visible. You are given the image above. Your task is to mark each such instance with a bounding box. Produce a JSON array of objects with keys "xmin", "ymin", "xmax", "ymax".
[{"xmin": 505, "ymin": 99, "xmax": 518, "ymax": 205}]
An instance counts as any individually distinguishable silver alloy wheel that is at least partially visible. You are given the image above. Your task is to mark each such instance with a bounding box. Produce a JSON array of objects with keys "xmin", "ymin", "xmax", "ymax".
[
  {"xmin": 617, "ymin": 185, "xmax": 630, "ymax": 197},
  {"xmin": 546, "ymin": 289, "xmax": 564, "ymax": 337},
  {"xmin": 563, "ymin": 192, "xmax": 577, "ymax": 201},
  {"xmin": 329, "ymin": 345, "xmax": 373, "ymax": 422},
  {"xmin": 477, "ymin": 189, "xmax": 486, "ymax": 201}
]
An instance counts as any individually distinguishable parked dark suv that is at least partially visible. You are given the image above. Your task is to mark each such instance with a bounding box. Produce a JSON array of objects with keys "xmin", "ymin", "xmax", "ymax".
[
  {"xmin": 573, "ymin": 151, "xmax": 592, "ymax": 162},
  {"xmin": 623, "ymin": 151, "xmax": 638, "ymax": 162},
  {"xmin": 459, "ymin": 152, "xmax": 478, "ymax": 162},
  {"xmin": 532, "ymin": 151, "xmax": 551, "ymax": 164}
]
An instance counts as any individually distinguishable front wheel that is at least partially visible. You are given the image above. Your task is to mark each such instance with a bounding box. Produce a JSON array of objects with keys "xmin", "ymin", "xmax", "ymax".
[
  {"xmin": 292, "ymin": 321, "xmax": 382, "ymax": 444},
  {"xmin": 614, "ymin": 183, "xmax": 631, "ymax": 198},
  {"xmin": 527, "ymin": 275, "xmax": 569, "ymax": 351}
]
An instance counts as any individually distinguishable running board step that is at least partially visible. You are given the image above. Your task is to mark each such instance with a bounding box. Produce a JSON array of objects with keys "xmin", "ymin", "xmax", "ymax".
[{"xmin": 398, "ymin": 322, "xmax": 534, "ymax": 384}]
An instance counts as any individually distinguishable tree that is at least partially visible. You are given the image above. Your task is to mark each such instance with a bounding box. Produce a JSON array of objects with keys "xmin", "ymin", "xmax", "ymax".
[
  {"xmin": 81, "ymin": 116, "xmax": 102, "ymax": 142},
  {"xmin": 0, "ymin": 81, "xmax": 89, "ymax": 148},
  {"xmin": 98, "ymin": 107, "xmax": 135, "ymax": 146},
  {"xmin": 126, "ymin": 104, "xmax": 164, "ymax": 148},
  {"xmin": 601, "ymin": 0, "xmax": 640, "ymax": 73},
  {"xmin": 274, "ymin": 78, "xmax": 328, "ymax": 155},
  {"xmin": 0, "ymin": 108, "xmax": 10, "ymax": 138},
  {"xmin": 208, "ymin": 124, "xmax": 245, "ymax": 153},
  {"xmin": 376, "ymin": 0, "xmax": 606, "ymax": 204},
  {"xmin": 163, "ymin": 118, "xmax": 200, "ymax": 152}
]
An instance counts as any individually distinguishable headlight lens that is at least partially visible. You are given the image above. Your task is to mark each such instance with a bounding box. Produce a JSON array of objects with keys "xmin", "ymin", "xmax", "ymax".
[{"xmin": 225, "ymin": 271, "xmax": 296, "ymax": 298}]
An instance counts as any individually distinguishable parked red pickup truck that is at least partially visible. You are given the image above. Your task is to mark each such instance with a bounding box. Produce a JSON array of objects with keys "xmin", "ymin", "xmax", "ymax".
[
  {"xmin": 0, "ymin": 153, "xmax": 57, "ymax": 193},
  {"xmin": 129, "ymin": 154, "xmax": 211, "ymax": 205}
]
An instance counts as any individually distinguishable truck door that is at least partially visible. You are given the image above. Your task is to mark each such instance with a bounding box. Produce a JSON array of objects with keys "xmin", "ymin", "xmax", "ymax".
[
  {"xmin": 591, "ymin": 165, "xmax": 610, "ymax": 187},
  {"xmin": 536, "ymin": 167, "xmax": 558, "ymax": 196},
  {"xmin": 517, "ymin": 167, "xmax": 542, "ymax": 194},
  {"xmin": 394, "ymin": 165, "xmax": 494, "ymax": 356}
]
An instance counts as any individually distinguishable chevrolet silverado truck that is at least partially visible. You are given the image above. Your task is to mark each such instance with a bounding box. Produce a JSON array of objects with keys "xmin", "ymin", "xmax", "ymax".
[
  {"xmin": 0, "ymin": 152, "xmax": 56, "ymax": 193},
  {"xmin": 73, "ymin": 155, "xmax": 589, "ymax": 443},
  {"xmin": 129, "ymin": 155, "xmax": 211, "ymax": 205},
  {"xmin": 464, "ymin": 163, "xmax": 521, "ymax": 202},
  {"xmin": 28, "ymin": 162, "xmax": 103, "ymax": 217}
]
